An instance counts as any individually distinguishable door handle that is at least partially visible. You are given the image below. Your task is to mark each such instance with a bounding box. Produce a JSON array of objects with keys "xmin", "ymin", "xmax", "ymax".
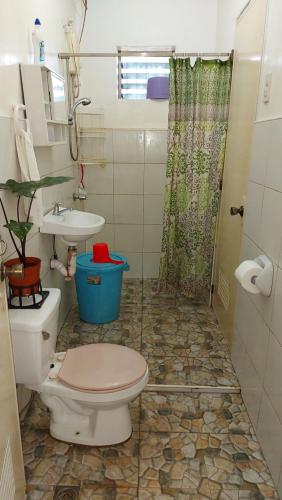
[{"xmin": 230, "ymin": 206, "xmax": 244, "ymax": 217}]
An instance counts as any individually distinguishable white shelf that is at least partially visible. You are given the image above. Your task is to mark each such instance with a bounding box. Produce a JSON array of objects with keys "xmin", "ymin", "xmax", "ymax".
[
  {"xmin": 47, "ymin": 119, "xmax": 68, "ymax": 126},
  {"xmin": 79, "ymin": 127, "xmax": 106, "ymax": 133},
  {"xmin": 79, "ymin": 134, "xmax": 106, "ymax": 139},
  {"xmin": 77, "ymin": 111, "xmax": 104, "ymax": 116},
  {"xmin": 79, "ymin": 159, "xmax": 107, "ymax": 165},
  {"xmin": 37, "ymin": 141, "xmax": 67, "ymax": 147}
]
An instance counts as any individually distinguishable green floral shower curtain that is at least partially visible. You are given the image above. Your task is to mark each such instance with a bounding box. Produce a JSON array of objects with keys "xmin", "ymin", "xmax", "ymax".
[{"xmin": 159, "ymin": 57, "xmax": 232, "ymax": 298}]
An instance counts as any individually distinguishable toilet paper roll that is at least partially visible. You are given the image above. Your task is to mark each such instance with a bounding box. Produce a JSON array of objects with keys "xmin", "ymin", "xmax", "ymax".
[{"xmin": 234, "ymin": 260, "xmax": 263, "ymax": 294}]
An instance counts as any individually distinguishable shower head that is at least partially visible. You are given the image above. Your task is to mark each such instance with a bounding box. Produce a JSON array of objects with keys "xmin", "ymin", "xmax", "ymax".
[{"xmin": 68, "ymin": 97, "xmax": 91, "ymax": 125}]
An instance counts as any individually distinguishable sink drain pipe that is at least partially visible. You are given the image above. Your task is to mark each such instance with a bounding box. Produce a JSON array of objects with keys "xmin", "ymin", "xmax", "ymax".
[{"xmin": 50, "ymin": 245, "xmax": 77, "ymax": 281}]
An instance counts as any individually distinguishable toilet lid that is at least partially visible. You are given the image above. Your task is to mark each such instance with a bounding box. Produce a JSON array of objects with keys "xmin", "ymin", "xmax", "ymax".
[{"xmin": 57, "ymin": 343, "xmax": 147, "ymax": 392}]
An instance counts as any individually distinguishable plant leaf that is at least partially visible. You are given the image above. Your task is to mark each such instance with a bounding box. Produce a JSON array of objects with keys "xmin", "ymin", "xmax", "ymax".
[
  {"xmin": 4, "ymin": 220, "xmax": 33, "ymax": 241},
  {"xmin": 37, "ymin": 176, "xmax": 73, "ymax": 189},
  {"xmin": 1, "ymin": 176, "xmax": 73, "ymax": 197},
  {"xmin": 5, "ymin": 179, "xmax": 38, "ymax": 197}
]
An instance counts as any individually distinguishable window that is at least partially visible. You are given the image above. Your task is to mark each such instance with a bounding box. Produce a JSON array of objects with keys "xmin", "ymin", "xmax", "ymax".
[{"xmin": 117, "ymin": 48, "xmax": 173, "ymax": 100}]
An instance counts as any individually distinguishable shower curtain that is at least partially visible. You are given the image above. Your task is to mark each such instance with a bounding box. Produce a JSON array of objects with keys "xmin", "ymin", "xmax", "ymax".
[{"xmin": 159, "ymin": 57, "xmax": 232, "ymax": 298}]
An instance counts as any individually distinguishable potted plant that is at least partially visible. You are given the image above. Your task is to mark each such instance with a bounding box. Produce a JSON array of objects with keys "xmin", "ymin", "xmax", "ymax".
[{"xmin": 0, "ymin": 176, "xmax": 72, "ymax": 296}]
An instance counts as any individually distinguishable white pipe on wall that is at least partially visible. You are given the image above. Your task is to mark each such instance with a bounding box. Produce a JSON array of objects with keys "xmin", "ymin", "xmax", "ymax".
[{"xmin": 50, "ymin": 247, "xmax": 77, "ymax": 281}]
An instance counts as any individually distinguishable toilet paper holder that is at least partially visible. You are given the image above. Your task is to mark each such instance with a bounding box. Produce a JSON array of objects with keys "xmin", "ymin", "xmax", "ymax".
[{"xmin": 251, "ymin": 255, "xmax": 273, "ymax": 297}]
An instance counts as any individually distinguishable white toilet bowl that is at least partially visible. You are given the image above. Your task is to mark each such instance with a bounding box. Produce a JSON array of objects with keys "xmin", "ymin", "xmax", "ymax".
[{"xmin": 9, "ymin": 288, "xmax": 148, "ymax": 446}]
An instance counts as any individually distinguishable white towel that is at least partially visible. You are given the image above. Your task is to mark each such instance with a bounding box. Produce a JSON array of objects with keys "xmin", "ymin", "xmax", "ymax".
[{"xmin": 13, "ymin": 104, "xmax": 43, "ymax": 227}]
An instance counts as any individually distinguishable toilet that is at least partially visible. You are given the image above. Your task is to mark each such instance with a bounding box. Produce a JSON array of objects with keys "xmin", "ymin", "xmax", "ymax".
[{"xmin": 8, "ymin": 288, "xmax": 148, "ymax": 446}]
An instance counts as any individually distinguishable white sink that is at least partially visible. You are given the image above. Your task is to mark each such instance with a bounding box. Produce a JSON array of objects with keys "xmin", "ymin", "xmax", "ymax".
[{"xmin": 40, "ymin": 209, "xmax": 105, "ymax": 246}]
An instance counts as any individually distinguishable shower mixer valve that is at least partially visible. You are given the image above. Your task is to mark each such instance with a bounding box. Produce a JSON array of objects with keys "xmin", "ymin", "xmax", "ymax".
[{"xmin": 73, "ymin": 189, "xmax": 87, "ymax": 201}]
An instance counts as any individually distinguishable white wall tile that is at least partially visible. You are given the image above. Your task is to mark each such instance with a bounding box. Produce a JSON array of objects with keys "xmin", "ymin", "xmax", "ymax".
[
  {"xmin": 235, "ymin": 288, "xmax": 269, "ymax": 382},
  {"xmin": 240, "ymin": 233, "xmax": 261, "ymax": 261},
  {"xmin": 85, "ymin": 224, "xmax": 114, "ymax": 251},
  {"xmin": 259, "ymin": 187, "xmax": 282, "ymax": 264},
  {"xmin": 35, "ymin": 143, "xmax": 72, "ymax": 177},
  {"xmin": 278, "ymin": 241, "xmax": 282, "ymax": 270},
  {"xmin": 113, "ymin": 130, "xmax": 144, "ymax": 163},
  {"xmin": 233, "ymin": 8, "xmax": 282, "ymax": 480},
  {"xmin": 277, "ymin": 467, "xmax": 282, "ymax": 499},
  {"xmin": 265, "ymin": 119, "xmax": 282, "ymax": 193},
  {"xmin": 86, "ymin": 164, "xmax": 113, "ymax": 194},
  {"xmin": 145, "ymin": 130, "xmax": 168, "ymax": 163},
  {"xmin": 144, "ymin": 195, "xmax": 164, "ymax": 224},
  {"xmin": 270, "ymin": 267, "xmax": 282, "ymax": 345},
  {"xmin": 114, "ymin": 195, "xmax": 143, "ymax": 224},
  {"xmin": 264, "ymin": 331, "xmax": 282, "ymax": 424},
  {"xmin": 257, "ymin": 391, "xmax": 282, "ymax": 485},
  {"xmin": 239, "ymin": 235, "xmax": 276, "ymax": 337},
  {"xmin": 144, "ymin": 164, "xmax": 167, "ymax": 195},
  {"xmin": 104, "ymin": 129, "xmax": 114, "ymax": 162},
  {"xmin": 249, "ymin": 121, "xmax": 270, "ymax": 185},
  {"xmin": 143, "ymin": 225, "xmax": 162, "ymax": 252},
  {"xmin": 143, "ymin": 253, "xmax": 160, "ymax": 278},
  {"xmin": 249, "ymin": 265, "xmax": 277, "ymax": 329},
  {"xmin": 114, "ymin": 164, "xmax": 144, "ymax": 194},
  {"xmin": 232, "ymin": 328, "xmax": 263, "ymax": 429},
  {"xmin": 114, "ymin": 225, "xmax": 143, "ymax": 252},
  {"xmin": 76, "ymin": 128, "xmax": 168, "ymax": 277},
  {"xmin": 244, "ymin": 181, "xmax": 264, "ymax": 243},
  {"xmin": 115, "ymin": 252, "xmax": 142, "ymax": 278},
  {"xmin": 41, "ymin": 165, "xmax": 75, "ymax": 212},
  {"xmin": 84, "ymin": 194, "xmax": 114, "ymax": 223}
]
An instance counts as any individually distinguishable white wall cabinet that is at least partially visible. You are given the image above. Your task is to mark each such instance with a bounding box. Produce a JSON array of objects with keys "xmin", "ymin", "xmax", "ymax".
[{"xmin": 20, "ymin": 64, "xmax": 67, "ymax": 147}]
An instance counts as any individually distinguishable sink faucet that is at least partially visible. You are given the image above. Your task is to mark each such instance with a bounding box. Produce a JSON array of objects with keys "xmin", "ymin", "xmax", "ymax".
[{"xmin": 52, "ymin": 203, "xmax": 72, "ymax": 216}]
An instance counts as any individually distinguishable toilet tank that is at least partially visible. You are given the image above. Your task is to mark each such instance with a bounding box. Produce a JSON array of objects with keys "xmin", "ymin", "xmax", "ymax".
[{"xmin": 8, "ymin": 288, "xmax": 61, "ymax": 386}]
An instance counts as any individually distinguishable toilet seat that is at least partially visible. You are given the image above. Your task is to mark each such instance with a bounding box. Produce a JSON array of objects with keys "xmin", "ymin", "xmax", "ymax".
[{"xmin": 57, "ymin": 343, "xmax": 147, "ymax": 393}]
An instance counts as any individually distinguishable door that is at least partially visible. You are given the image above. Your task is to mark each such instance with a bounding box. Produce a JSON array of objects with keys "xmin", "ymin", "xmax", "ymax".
[
  {"xmin": 212, "ymin": 0, "xmax": 267, "ymax": 345},
  {"xmin": 0, "ymin": 248, "xmax": 26, "ymax": 499}
]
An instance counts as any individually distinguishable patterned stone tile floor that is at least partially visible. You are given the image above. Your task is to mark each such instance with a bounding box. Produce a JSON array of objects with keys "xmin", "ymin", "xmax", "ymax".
[
  {"xmin": 57, "ymin": 279, "xmax": 238, "ymax": 388},
  {"xmin": 22, "ymin": 280, "xmax": 279, "ymax": 498}
]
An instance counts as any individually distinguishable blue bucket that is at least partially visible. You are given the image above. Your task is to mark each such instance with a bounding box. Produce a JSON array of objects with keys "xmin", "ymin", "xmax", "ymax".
[{"xmin": 75, "ymin": 252, "xmax": 130, "ymax": 324}]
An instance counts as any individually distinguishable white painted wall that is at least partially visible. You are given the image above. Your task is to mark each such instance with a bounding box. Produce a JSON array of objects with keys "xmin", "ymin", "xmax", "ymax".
[
  {"xmin": 0, "ymin": 0, "xmax": 83, "ymax": 117},
  {"xmin": 0, "ymin": 0, "xmax": 83, "ymax": 325},
  {"xmin": 80, "ymin": 0, "xmax": 219, "ymax": 128},
  {"xmin": 0, "ymin": 0, "xmax": 81, "ymax": 65},
  {"xmin": 215, "ymin": 0, "xmax": 248, "ymax": 52},
  {"xmin": 0, "ymin": 0, "xmax": 243, "ymax": 289},
  {"xmin": 77, "ymin": 0, "xmax": 243, "ymax": 277},
  {"xmin": 82, "ymin": 0, "xmax": 218, "ymax": 52},
  {"xmin": 257, "ymin": 0, "xmax": 282, "ymax": 120},
  {"xmin": 232, "ymin": 0, "xmax": 282, "ymax": 494}
]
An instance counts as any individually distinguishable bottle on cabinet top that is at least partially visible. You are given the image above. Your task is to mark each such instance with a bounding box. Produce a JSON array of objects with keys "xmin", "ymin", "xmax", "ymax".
[{"xmin": 32, "ymin": 18, "xmax": 45, "ymax": 65}]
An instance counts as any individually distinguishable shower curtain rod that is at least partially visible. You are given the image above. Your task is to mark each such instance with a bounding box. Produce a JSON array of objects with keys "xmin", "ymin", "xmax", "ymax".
[{"xmin": 58, "ymin": 51, "xmax": 231, "ymax": 59}]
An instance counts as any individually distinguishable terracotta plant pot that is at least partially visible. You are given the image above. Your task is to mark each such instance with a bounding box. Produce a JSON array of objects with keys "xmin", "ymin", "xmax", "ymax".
[{"xmin": 5, "ymin": 257, "xmax": 41, "ymax": 297}]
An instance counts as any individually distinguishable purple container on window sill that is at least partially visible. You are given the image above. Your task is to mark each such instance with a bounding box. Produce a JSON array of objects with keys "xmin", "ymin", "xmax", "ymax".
[{"xmin": 147, "ymin": 76, "xmax": 169, "ymax": 99}]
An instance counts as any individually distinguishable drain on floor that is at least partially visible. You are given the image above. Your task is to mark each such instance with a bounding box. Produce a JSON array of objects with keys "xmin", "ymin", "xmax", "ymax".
[{"xmin": 53, "ymin": 485, "xmax": 80, "ymax": 499}]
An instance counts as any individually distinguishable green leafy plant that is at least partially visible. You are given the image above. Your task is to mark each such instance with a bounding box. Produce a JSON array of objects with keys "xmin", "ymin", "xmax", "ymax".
[{"xmin": 0, "ymin": 176, "xmax": 72, "ymax": 265}]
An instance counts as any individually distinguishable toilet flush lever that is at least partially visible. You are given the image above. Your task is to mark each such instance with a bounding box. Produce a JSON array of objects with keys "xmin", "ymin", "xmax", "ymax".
[
  {"xmin": 1, "ymin": 262, "xmax": 24, "ymax": 282},
  {"xmin": 42, "ymin": 331, "xmax": 50, "ymax": 340}
]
